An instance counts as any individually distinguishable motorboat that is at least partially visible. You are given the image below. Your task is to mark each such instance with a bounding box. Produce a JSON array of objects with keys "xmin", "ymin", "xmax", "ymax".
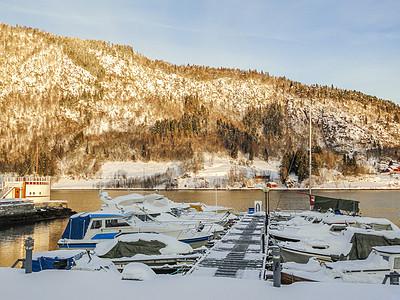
[
  {"xmin": 94, "ymin": 233, "xmax": 201, "ymax": 274},
  {"xmin": 269, "ymin": 210, "xmax": 399, "ymax": 243},
  {"xmin": 279, "ymin": 227, "xmax": 400, "ymax": 264},
  {"xmin": 57, "ymin": 211, "xmax": 213, "ymax": 250},
  {"xmin": 281, "ymin": 245, "xmax": 400, "ymax": 284},
  {"xmin": 99, "ymin": 190, "xmax": 236, "ymax": 234}
]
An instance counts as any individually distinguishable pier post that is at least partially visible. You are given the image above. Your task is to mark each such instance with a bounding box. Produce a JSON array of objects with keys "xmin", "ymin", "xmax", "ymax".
[
  {"xmin": 383, "ymin": 272, "xmax": 400, "ymax": 285},
  {"xmin": 271, "ymin": 245, "xmax": 281, "ymax": 287},
  {"xmin": 263, "ymin": 187, "xmax": 270, "ymax": 232},
  {"xmin": 391, "ymin": 273, "xmax": 399, "ymax": 285},
  {"xmin": 261, "ymin": 233, "xmax": 265, "ymax": 254},
  {"xmin": 24, "ymin": 237, "xmax": 34, "ymax": 274}
]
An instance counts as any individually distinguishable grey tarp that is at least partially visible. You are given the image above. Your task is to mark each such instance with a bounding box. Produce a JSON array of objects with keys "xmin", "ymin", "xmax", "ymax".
[
  {"xmin": 313, "ymin": 195, "xmax": 359, "ymax": 213},
  {"xmin": 99, "ymin": 240, "xmax": 166, "ymax": 258},
  {"xmin": 334, "ymin": 232, "xmax": 400, "ymax": 261}
]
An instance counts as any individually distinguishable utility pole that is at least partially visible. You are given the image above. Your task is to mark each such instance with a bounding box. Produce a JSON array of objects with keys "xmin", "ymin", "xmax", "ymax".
[{"xmin": 309, "ymin": 100, "xmax": 312, "ymax": 210}]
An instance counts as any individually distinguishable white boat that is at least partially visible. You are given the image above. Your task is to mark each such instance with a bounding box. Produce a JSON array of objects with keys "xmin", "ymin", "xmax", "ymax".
[
  {"xmin": 281, "ymin": 245, "xmax": 400, "ymax": 284},
  {"xmin": 269, "ymin": 210, "xmax": 399, "ymax": 243},
  {"xmin": 57, "ymin": 211, "xmax": 213, "ymax": 250},
  {"xmin": 99, "ymin": 190, "xmax": 236, "ymax": 234},
  {"xmin": 279, "ymin": 227, "xmax": 400, "ymax": 264}
]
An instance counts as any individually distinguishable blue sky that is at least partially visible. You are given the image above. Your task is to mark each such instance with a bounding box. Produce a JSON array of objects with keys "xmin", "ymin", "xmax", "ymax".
[{"xmin": 1, "ymin": 0, "xmax": 400, "ymax": 104}]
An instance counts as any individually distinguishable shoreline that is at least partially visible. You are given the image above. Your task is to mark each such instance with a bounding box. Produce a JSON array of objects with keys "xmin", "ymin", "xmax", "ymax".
[{"xmin": 51, "ymin": 187, "xmax": 400, "ymax": 191}]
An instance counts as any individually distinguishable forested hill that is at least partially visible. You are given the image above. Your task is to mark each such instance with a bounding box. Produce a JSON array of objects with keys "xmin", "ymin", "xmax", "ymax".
[{"xmin": 1, "ymin": 23, "xmax": 400, "ymax": 179}]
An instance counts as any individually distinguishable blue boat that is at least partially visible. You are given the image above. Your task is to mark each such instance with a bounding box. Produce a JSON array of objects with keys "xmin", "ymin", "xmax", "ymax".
[{"xmin": 58, "ymin": 211, "xmax": 213, "ymax": 250}]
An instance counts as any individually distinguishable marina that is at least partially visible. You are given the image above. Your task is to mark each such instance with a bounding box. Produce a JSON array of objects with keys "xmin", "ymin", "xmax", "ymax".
[{"xmin": 1, "ymin": 188, "xmax": 400, "ymax": 289}]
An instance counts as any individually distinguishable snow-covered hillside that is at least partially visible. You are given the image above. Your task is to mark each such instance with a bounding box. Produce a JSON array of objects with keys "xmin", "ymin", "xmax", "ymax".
[{"xmin": 2, "ymin": 23, "xmax": 400, "ymax": 182}]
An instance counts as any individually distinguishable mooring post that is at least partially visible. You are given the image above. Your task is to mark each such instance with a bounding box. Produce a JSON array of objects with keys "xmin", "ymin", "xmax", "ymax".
[
  {"xmin": 263, "ymin": 187, "xmax": 270, "ymax": 232},
  {"xmin": 391, "ymin": 273, "xmax": 400, "ymax": 285},
  {"xmin": 383, "ymin": 272, "xmax": 400, "ymax": 285},
  {"xmin": 271, "ymin": 245, "xmax": 281, "ymax": 287},
  {"xmin": 261, "ymin": 232, "xmax": 265, "ymax": 254},
  {"xmin": 24, "ymin": 237, "xmax": 34, "ymax": 274},
  {"xmin": 262, "ymin": 187, "xmax": 270, "ymax": 254}
]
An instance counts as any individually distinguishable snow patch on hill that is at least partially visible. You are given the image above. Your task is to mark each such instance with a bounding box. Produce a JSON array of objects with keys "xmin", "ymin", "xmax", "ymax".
[{"xmin": 52, "ymin": 154, "xmax": 400, "ymax": 190}]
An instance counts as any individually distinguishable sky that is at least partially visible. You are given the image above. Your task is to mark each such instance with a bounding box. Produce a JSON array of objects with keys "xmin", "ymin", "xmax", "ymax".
[{"xmin": 1, "ymin": 0, "xmax": 400, "ymax": 104}]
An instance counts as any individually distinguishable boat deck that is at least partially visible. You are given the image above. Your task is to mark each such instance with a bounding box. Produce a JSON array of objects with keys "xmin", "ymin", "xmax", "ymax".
[{"xmin": 188, "ymin": 213, "xmax": 265, "ymax": 280}]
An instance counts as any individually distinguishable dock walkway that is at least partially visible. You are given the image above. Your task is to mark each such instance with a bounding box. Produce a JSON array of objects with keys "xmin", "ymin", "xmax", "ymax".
[{"xmin": 188, "ymin": 213, "xmax": 265, "ymax": 280}]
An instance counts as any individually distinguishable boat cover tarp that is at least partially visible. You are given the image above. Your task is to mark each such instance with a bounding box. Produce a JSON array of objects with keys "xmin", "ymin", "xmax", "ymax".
[
  {"xmin": 313, "ymin": 195, "xmax": 359, "ymax": 213},
  {"xmin": 336, "ymin": 232, "xmax": 400, "ymax": 261},
  {"xmin": 32, "ymin": 252, "xmax": 84, "ymax": 272},
  {"xmin": 99, "ymin": 240, "xmax": 166, "ymax": 258},
  {"xmin": 61, "ymin": 214, "xmax": 91, "ymax": 239}
]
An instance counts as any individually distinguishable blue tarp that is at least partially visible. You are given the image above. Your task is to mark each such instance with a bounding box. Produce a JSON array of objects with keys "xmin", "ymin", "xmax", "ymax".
[
  {"xmin": 61, "ymin": 213, "xmax": 91, "ymax": 239},
  {"xmin": 32, "ymin": 251, "xmax": 85, "ymax": 272}
]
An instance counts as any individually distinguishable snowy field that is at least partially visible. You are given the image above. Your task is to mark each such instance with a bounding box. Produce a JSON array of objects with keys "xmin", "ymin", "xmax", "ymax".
[
  {"xmin": 52, "ymin": 154, "xmax": 400, "ymax": 190},
  {"xmin": 1, "ymin": 267, "xmax": 399, "ymax": 300}
]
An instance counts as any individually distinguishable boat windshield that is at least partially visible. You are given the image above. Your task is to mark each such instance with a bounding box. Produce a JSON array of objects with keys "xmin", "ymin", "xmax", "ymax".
[
  {"xmin": 105, "ymin": 218, "xmax": 131, "ymax": 228},
  {"xmin": 90, "ymin": 220, "xmax": 102, "ymax": 229},
  {"xmin": 394, "ymin": 257, "xmax": 400, "ymax": 269}
]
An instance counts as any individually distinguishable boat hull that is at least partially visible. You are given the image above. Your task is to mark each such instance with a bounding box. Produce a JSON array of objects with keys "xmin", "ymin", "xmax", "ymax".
[
  {"xmin": 281, "ymin": 246, "xmax": 333, "ymax": 264},
  {"xmin": 58, "ymin": 234, "xmax": 213, "ymax": 250},
  {"xmin": 180, "ymin": 235, "xmax": 213, "ymax": 248},
  {"xmin": 281, "ymin": 271, "xmax": 317, "ymax": 285}
]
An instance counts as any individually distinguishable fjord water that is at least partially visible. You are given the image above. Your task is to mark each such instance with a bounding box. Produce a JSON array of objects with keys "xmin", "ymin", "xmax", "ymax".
[{"xmin": 0, "ymin": 189, "xmax": 399, "ymax": 267}]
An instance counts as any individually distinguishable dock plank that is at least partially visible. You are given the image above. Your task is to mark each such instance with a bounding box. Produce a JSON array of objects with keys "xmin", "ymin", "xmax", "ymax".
[{"xmin": 188, "ymin": 214, "xmax": 265, "ymax": 279}]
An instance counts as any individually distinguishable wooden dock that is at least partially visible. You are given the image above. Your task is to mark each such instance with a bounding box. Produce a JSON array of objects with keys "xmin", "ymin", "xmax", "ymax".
[{"xmin": 188, "ymin": 213, "xmax": 265, "ymax": 280}]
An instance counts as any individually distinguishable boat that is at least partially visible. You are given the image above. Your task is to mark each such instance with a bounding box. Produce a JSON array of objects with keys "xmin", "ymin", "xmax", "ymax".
[
  {"xmin": 99, "ymin": 190, "xmax": 236, "ymax": 234},
  {"xmin": 30, "ymin": 249, "xmax": 117, "ymax": 273},
  {"xmin": 269, "ymin": 209, "xmax": 399, "ymax": 243},
  {"xmin": 279, "ymin": 227, "xmax": 400, "ymax": 264},
  {"xmin": 57, "ymin": 211, "xmax": 213, "ymax": 250},
  {"xmin": 281, "ymin": 245, "xmax": 400, "ymax": 284},
  {"xmin": 94, "ymin": 233, "xmax": 201, "ymax": 274}
]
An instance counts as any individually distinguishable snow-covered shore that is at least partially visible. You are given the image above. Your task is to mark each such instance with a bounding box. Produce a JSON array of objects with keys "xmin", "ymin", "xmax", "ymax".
[
  {"xmin": 1, "ymin": 267, "xmax": 398, "ymax": 300},
  {"xmin": 52, "ymin": 156, "xmax": 400, "ymax": 190}
]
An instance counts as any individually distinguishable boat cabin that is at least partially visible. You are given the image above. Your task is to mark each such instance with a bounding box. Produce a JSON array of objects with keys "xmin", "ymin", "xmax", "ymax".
[
  {"xmin": 61, "ymin": 212, "xmax": 135, "ymax": 242},
  {"xmin": 372, "ymin": 246, "xmax": 400, "ymax": 272}
]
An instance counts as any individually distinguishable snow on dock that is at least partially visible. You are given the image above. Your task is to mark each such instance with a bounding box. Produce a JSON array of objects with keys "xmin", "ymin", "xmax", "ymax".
[{"xmin": 188, "ymin": 213, "xmax": 265, "ymax": 279}]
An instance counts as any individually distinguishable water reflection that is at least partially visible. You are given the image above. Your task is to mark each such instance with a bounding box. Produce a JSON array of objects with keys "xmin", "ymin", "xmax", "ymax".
[{"xmin": 0, "ymin": 219, "xmax": 69, "ymax": 267}]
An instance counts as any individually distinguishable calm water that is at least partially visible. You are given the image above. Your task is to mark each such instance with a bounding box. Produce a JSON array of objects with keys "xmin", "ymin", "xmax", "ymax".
[{"xmin": 0, "ymin": 189, "xmax": 399, "ymax": 267}]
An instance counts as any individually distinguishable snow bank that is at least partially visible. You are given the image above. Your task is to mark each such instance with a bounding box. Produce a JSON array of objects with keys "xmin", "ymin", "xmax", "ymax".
[
  {"xmin": 121, "ymin": 263, "xmax": 156, "ymax": 281},
  {"xmin": 0, "ymin": 267, "xmax": 399, "ymax": 300}
]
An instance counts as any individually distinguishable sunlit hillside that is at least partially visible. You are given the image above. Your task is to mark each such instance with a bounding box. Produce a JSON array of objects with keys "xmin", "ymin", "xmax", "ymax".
[{"xmin": 1, "ymin": 23, "xmax": 400, "ymax": 183}]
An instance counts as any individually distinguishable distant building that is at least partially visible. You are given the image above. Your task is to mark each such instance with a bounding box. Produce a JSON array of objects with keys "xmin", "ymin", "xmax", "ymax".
[{"xmin": 0, "ymin": 177, "xmax": 51, "ymax": 202}]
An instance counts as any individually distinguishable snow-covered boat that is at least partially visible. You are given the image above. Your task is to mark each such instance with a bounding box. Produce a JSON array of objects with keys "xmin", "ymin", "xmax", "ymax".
[
  {"xmin": 99, "ymin": 190, "xmax": 236, "ymax": 234},
  {"xmin": 269, "ymin": 210, "xmax": 399, "ymax": 243},
  {"xmin": 281, "ymin": 245, "xmax": 400, "ymax": 284},
  {"xmin": 279, "ymin": 227, "xmax": 400, "ymax": 264},
  {"xmin": 94, "ymin": 233, "xmax": 201, "ymax": 274},
  {"xmin": 31, "ymin": 249, "xmax": 117, "ymax": 273},
  {"xmin": 57, "ymin": 211, "xmax": 213, "ymax": 250}
]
